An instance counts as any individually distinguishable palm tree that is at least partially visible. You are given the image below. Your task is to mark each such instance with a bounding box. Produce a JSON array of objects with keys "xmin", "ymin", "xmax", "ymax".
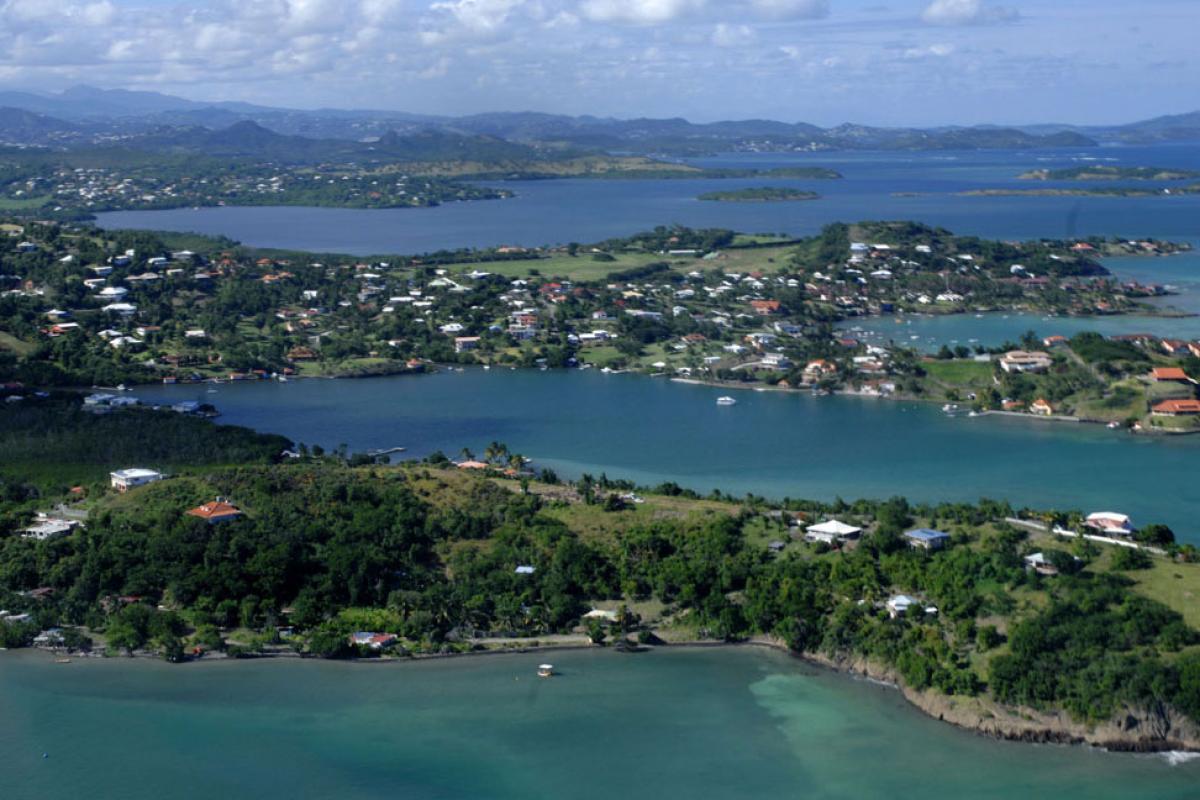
[{"xmin": 459, "ymin": 446, "xmax": 475, "ymax": 463}]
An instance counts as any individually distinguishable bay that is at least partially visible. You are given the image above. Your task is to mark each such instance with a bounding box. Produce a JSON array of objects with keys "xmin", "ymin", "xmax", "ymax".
[
  {"xmin": 132, "ymin": 369, "xmax": 1200, "ymax": 542},
  {"xmin": 95, "ymin": 145, "xmax": 1200, "ymax": 255},
  {"xmin": 1, "ymin": 647, "xmax": 1196, "ymax": 800}
]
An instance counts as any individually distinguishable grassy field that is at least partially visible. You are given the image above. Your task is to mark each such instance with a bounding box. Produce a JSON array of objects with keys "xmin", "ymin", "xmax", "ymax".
[
  {"xmin": 923, "ymin": 359, "xmax": 994, "ymax": 384},
  {"xmin": 0, "ymin": 194, "xmax": 51, "ymax": 210},
  {"xmin": 0, "ymin": 330, "xmax": 36, "ymax": 357},
  {"xmin": 448, "ymin": 243, "xmax": 797, "ymax": 283},
  {"xmin": 1073, "ymin": 382, "xmax": 1147, "ymax": 421},
  {"xmin": 1129, "ymin": 558, "xmax": 1200, "ymax": 629}
]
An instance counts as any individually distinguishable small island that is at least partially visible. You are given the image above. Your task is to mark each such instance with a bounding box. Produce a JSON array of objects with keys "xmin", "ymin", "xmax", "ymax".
[
  {"xmin": 1020, "ymin": 166, "xmax": 1200, "ymax": 181},
  {"xmin": 698, "ymin": 187, "xmax": 820, "ymax": 202},
  {"xmin": 959, "ymin": 185, "xmax": 1200, "ymax": 198}
]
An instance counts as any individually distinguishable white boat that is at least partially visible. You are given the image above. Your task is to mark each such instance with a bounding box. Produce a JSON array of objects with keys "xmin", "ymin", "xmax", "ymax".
[
  {"xmin": 1107, "ymin": 421, "xmax": 1122, "ymax": 429},
  {"xmin": 537, "ymin": 664, "xmax": 554, "ymax": 678},
  {"xmin": 942, "ymin": 403, "xmax": 959, "ymax": 413},
  {"xmin": 716, "ymin": 396, "xmax": 737, "ymax": 406}
]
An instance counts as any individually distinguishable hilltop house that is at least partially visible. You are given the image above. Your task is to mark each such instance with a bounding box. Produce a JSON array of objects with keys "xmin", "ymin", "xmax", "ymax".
[
  {"xmin": 886, "ymin": 594, "xmax": 917, "ymax": 618},
  {"xmin": 110, "ymin": 468, "xmax": 163, "ymax": 492},
  {"xmin": 804, "ymin": 520, "xmax": 862, "ymax": 545},
  {"xmin": 1085, "ymin": 512, "xmax": 1134, "ymax": 537},
  {"xmin": 1000, "ymin": 350, "xmax": 1052, "ymax": 374},
  {"xmin": 1150, "ymin": 367, "xmax": 1193, "ymax": 383},
  {"xmin": 185, "ymin": 500, "xmax": 243, "ymax": 524},
  {"xmin": 904, "ymin": 528, "xmax": 951, "ymax": 551}
]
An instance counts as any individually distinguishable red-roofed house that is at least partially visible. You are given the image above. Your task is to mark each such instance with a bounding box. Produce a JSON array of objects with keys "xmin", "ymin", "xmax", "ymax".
[
  {"xmin": 1152, "ymin": 399, "xmax": 1200, "ymax": 417},
  {"xmin": 750, "ymin": 300, "xmax": 781, "ymax": 316},
  {"xmin": 1150, "ymin": 367, "xmax": 1192, "ymax": 383},
  {"xmin": 186, "ymin": 500, "xmax": 243, "ymax": 524}
]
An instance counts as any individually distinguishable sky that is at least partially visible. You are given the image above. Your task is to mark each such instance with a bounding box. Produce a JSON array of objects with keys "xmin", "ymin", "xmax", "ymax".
[{"xmin": 0, "ymin": 0, "xmax": 1196, "ymax": 126}]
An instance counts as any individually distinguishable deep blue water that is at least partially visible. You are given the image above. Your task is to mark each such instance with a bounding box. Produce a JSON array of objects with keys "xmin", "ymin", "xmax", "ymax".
[{"xmin": 96, "ymin": 145, "xmax": 1200, "ymax": 254}]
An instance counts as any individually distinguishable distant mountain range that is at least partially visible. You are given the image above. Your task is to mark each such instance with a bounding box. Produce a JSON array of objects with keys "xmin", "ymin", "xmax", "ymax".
[{"xmin": 1, "ymin": 85, "xmax": 1198, "ymax": 156}]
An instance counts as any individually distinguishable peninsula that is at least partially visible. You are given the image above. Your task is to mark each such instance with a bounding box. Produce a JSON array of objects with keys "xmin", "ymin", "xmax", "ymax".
[
  {"xmin": 1, "ymin": 394, "xmax": 1198, "ymax": 752},
  {"xmin": 1019, "ymin": 166, "xmax": 1200, "ymax": 181},
  {"xmin": 2, "ymin": 217, "xmax": 1195, "ymax": 432}
]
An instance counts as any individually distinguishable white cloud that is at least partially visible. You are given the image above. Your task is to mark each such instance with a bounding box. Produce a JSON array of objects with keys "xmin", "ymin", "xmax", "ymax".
[
  {"xmin": 903, "ymin": 42, "xmax": 955, "ymax": 59},
  {"xmin": 580, "ymin": 0, "xmax": 707, "ymax": 24},
  {"xmin": 921, "ymin": 0, "xmax": 1018, "ymax": 26},
  {"xmin": 712, "ymin": 23, "xmax": 755, "ymax": 47},
  {"xmin": 421, "ymin": 0, "xmax": 528, "ymax": 44},
  {"xmin": 745, "ymin": 0, "xmax": 828, "ymax": 20}
]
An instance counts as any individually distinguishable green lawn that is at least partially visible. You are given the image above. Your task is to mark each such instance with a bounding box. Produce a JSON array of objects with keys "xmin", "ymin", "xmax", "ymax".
[
  {"xmin": 923, "ymin": 359, "xmax": 994, "ymax": 385},
  {"xmin": 1128, "ymin": 557, "xmax": 1200, "ymax": 630},
  {"xmin": 448, "ymin": 244, "xmax": 796, "ymax": 283},
  {"xmin": 0, "ymin": 330, "xmax": 36, "ymax": 357},
  {"xmin": 0, "ymin": 194, "xmax": 52, "ymax": 210}
]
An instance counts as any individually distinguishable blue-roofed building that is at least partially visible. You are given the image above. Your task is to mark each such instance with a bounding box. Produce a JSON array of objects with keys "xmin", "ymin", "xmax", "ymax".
[{"xmin": 904, "ymin": 528, "xmax": 951, "ymax": 551}]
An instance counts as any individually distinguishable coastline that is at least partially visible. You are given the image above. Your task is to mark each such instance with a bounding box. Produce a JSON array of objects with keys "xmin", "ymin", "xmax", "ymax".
[{"xmin": 18, "ymin": 634, "xmax": 1200, "ymax": 754}]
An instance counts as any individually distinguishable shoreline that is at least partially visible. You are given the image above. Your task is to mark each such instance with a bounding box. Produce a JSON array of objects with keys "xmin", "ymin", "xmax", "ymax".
[{"xmin": 18, "ymin": 635, "xmax": 1200, "ymax": 754}]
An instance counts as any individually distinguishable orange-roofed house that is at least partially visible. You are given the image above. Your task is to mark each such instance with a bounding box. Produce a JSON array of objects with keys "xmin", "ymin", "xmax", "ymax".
[
  {"xmin": 186, "ymin": 500, "xmax": 243, "ymax": 524},
  {"xmin": 750, "ymin": 300, "xmax": 782, "ymax": 316},
  {"xmin": 1150, "ymin": 367, "xmax": 1193, "ymax": 383},
  {"xmin": 1152, "ymin": 399, "xmax": 1200, "ymax": 417},
  {"xmin": 1029, "ymin": 398, "xmax": 1054, "ymax": 416}
]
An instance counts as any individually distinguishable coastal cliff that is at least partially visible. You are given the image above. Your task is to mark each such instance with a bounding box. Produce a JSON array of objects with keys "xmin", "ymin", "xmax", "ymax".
[{"xmin": 800, "ymin": 648, "xmax": 1200, "ymax": 753}]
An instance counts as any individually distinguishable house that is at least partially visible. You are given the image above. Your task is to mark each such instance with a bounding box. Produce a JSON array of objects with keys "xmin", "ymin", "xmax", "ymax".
[
  {"xmin": 804, "ymin": 519, "xmax": 862, "ymax": 544},
  {"xmin": 999, "ymin": 350, "xmax": 1052, "ymax": 374},
  {"xmin": 515, "ymin": 565, "xmax": 536, "ymax": 575},
  {"xmin": 185, "ymin": 499, "xmax": 243, "ymax": 524},
  {"xmin": 22, "ymin": 515, "xmax": 80, "ymax": 540},
  {"xmin": 349, "ymin": 632, "xmax": 397, "ymax": 650},
  {"xmin": 454, "ymin": 336, "xmax": 481, "ymax": 353},
  {"xmin": 287, "ymin": 346, "xmax": 317, "ymax": 361},
  {"xmin": 96, "ymin": 286, "xmax": 128, "ymax": 300},
  {"xmin": 1085, "ymin": 512, "xmax": 1134, "ymax": 536},
  {"xmin": 110, "ymin": 468, "xmax": 163, "ymax": 492},
  {"xmin": 1043, "ymin": 335, "xmax": 1068, "ymax": 348},
  {"xmin": 102, "ymin": 302, "xmax": 138, "ymax": 316},
  {"xmin": 455, "ymin": 460, "xmax": 490, "ymax": 470},
  {"xmin": 886, "ymin": 594, "xmax": 917, "ymax": 618},
  {"xmin": 804, "ymin": 359, "xmax": 837, "ymax": 380},
  {"xmin": 1152, "ymin": 399, "xmax": 1200, "ymax": 416},
  {"xmin": 1029, "ymin": 398, "xmax": 1054, "ymax": 416},
  {"xmin": 761, "ymin": 353, "xmax": 792, "ymax": 369},
  {"xmin": 904, "ymin": 528, "xmax": 951, "ymax": 551},
  {"xmin": 1150, "ymin": 367, "xmax": 1192, "ymax": 383},
  {"xmin": 750, "ymin": 300, "xmax": 781, "ymax": 316},
  {"xmin": 1024, "ymin": 552, "xmax": 1058, "ymax": 576}
]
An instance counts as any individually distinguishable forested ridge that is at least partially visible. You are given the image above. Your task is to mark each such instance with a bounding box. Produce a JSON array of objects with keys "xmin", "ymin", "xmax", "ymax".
[{"xmin": 1, "ymin": 400, "xmax": 1199, "ymax": 734}]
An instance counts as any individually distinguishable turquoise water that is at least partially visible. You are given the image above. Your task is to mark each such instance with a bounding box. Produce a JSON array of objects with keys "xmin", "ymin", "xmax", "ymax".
[
  {"xmin": 133, "ymin": 369, "xmax": 1200, "ymax": 541},
  {"xmin": 2, "ymin": 648, "xmax": 1196, "ymax": 800},
  {"xmin": 95, "ymin": 146, "xmax": 1200, "ymax": 254}
]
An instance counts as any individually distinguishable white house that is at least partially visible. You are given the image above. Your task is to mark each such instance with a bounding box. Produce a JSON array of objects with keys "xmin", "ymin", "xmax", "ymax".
[
  {"xmin": 886, "ymin": 595, "xmax": 917, "ymax": 618},
  {"xmin": 1085, "ymin": 512, "xmax": 1134, "ymax": 537},
  {"xmin": 96, "ymin": 286, "xmax": 128, "ymax": 300},
  {"xmin": 999, "ymin": 351, "xmax": 1052, "ymax": 374},
  {"xmin": 110, "ymin": 468, "xmax": 163, "ymax": 492},
  {"xmin": 804, "ymin": 520, "xmax": 863, "ymax": 544}
]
